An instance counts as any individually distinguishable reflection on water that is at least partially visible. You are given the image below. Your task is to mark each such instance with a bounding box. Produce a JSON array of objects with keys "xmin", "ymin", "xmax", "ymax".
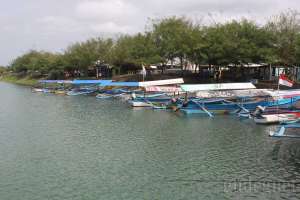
[{"xmin": 0, "ymin": 82, "xmax": 300, "ymax": 199}]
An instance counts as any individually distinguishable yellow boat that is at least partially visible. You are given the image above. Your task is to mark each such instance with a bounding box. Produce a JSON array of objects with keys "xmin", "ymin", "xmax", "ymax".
[{"xmin": 54, "ymin": 90, "xmax": 67, "ymax": 95}]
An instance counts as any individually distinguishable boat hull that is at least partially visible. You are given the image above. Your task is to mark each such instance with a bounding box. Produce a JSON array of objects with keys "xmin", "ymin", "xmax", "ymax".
[
  {"xmin": 254, "ymin": 113, "xmax": 300, "ymax": 124},
  {"xmin": 128, "ymin": 96, "xmax": 172, "ymax": 107},
  {"xmin": 67, "ymin": 90, "xmax": 96, "ymax": 96},
  {"xmin": 181, "ymin": 97, "xmax": 300, "ymax": 115},
  {"xmin": 32, "ymin": 88, "xmax": 44, "ymax": 92}
]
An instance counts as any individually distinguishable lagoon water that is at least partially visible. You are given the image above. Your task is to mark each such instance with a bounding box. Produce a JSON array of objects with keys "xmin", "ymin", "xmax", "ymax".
[{"xmin": 0, "ymin": 82, "xmax": 300, "ymax": 199}]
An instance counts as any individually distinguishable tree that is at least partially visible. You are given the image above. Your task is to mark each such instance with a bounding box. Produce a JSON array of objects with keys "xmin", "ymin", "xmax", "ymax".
[
  {"xmin": 151, "ymin": 17, "xmax": 194, "ymax": 70},
  {"xmin": 64, "ymin": 38, "xmax": 113, "ymax": 74},
  {"xmin": 266, "ymin": 9, "xmax": 300, "ymax": 66}
]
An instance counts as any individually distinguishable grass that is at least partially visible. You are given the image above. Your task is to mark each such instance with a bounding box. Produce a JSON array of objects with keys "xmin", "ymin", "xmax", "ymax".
[{"xmin": 0, "ymin": 74, "xmax": 38, "ymax": 86}]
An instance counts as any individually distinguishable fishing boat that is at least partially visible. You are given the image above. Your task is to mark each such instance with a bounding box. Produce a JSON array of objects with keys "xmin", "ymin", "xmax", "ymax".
[
  {"xmin": 32, "ymin": 88, "xmax": 44, "ymax": 92},
  {"xmin": 269, "ymin": 123, "xmax": 300, "ymax": 138},
  {"xmin": 42, "ymin": 88, "xmax": 56, "ymax": 93},
  {"xmin": 67, "ymin": 80, "xmax": 112, "ymax": 96},
  {"xmin": 96, "ymin": 88, "xmax": 140, "ymax": 99},
  {"xmin": 67, "ymin": 87, "xmax": 97, "ymax": 96},
  {"xmin": 101, "ymin": 78, "xmax": 184, "ymax": 107},
  {"xmin": 254, "ymin": 113, "xmax": 300, "ymax": 124},
  {"xmin": 179, "ymin": 83, "xmax": 300, "ymax": 117},
  {"xmin": 131, "ymin": 80, "xmax": 184, "ymax": 107},
  {"xmin": 254, "ymin": 74, "xmax": 300, "ymax": 124},
  {"xmin": 54, "ymin": 89, "xmax": 67, "ymax": 95},
  {"xmin": 252, "ymin": 105, "xmax": 300, "ymax": 124},
  {"xmin": 182, "ymin": 96, "xmax": 300, "ymax": 115},
  {"xmin": 35, "ymin": 80, "xmax": 73, "ymax": 94},
  {"xmin": 128, "ymin": 94, "xmax": 173, "ymax": 107}
]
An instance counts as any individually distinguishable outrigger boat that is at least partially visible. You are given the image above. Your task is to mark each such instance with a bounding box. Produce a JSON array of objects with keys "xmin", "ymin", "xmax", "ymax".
[
  {"xmin": 67, "ymin": 80, "xmax": 112, "ymax": 96},
  {"xmin": 67, "ymin": 87, "xmax": 97, "ymax": 96},
  {"xmin": 252, "ymin": 105, "xmax": 300, "ymax": 124},
  {"xmin": 96, "ymin": 87, "xmax": 143, "ymax": 99},
  {"xmin": 269, "ymin": 123, "xmax": 300, "ymax": 138},
  {"xmin": 100, "ymin": 78, "xmax": 184, "ymax": 107},
  {"xmin": 32, "ymin": 88, "xmax": 44, "ymax": 92},
  {"xmin": 129, "ymin": 86, "xmax": 183, "ymax": 107},
  {"xmin": 178, "ymin": 83, "xmax": 300, "ymax": 117},
  {"xmin": 33, "ymin": 80, "xmax": 73, "ymax": 93},
  {"xmin": 253, "ymin": 77, "xmax": 300, "ymax": 124}
]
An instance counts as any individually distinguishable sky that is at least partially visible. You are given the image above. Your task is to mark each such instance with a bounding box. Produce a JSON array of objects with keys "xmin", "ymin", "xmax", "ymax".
[{"xmin": 0, "ymin": 0, "xmax": 299, "ymax": 66}]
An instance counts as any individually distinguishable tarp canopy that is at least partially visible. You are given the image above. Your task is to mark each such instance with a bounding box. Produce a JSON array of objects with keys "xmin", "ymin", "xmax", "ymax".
[
  {"xmin": 181, "ymin": 82, "xmax": 256, "ymax": 92},
  {"xmin": 102, "ymin": 82, "xmax": 139, "ymax": 87},
  {"xmin": 39, "ymin": 80, "xmax": 73, "ymax": 84},
  {"xmin": 195, "ymin": 89, "xmax": 271, "ymax": 98},
  {"xmin": 266, "ymin": 89, "xmax": 300, "ymax": 98},
  {"xmin": 145, "ymin": 86, "xmax": 182, "ymax": 92},
  {"xmin": 139, "ymin": 78, "xmax": 184, "ymax": 87},
  {"xmin": 103, "ymin": 78, "xmax": 184, "ymax": 87},
  {"xmin": 72, "ymin": 80, "xmax": 112, "ymax": 85}
]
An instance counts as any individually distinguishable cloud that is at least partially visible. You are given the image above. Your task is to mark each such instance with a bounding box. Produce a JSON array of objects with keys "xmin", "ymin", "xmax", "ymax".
[
  {"xmin": 1, "ymin": 0, "xmax": 300, "ymax": 65},
  {"xmin": 75, "ymin": 0, "xmax": 138, "ymax": 21},
  {"xmin": 89, "ymin": 22, "xmax": 135, "ymax": 33},
  {"xmin": 37, "ymin": 16, "xmax": 80, "ymax": 34}
]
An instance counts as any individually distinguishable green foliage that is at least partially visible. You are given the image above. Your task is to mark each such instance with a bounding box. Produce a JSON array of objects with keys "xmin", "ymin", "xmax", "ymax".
[
  {"xmin": 152, "ymin": 16, "xmax": 194, "ymax": 67},
  {"xmin": 266, "ymin": 9, "xmax": 300, "ymax": 65},
  {"xmin": 64, "ymin": 38, "xmax": 113, "ymax": 72},
  {"xmin": 0, "ymin": 66, "xmax": 7, "ymax": 74},
  {"xmin": 11, "ymin": 50, "xmax": 63, "ymax": 74},
  {"xmin": 47, "ymin": 69, "xmax": 64, "ymax": 80}
]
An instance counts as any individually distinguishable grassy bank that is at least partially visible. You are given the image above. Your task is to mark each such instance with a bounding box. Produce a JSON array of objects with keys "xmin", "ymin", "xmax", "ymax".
[{"xmin": 0, "ymin": 74, "xmax": 38, "ymax": 86}]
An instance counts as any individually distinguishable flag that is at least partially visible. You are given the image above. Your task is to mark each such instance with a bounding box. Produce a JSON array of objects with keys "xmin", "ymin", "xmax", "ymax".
[{"xmin": 279, "ymin": 74, "xmax": 293, "ymax": 87}]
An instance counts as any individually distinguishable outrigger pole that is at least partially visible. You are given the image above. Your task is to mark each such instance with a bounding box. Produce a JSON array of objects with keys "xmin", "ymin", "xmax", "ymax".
[{"xmin": 191, "ymin": 100, "xmax": 214, "ymax": 117}]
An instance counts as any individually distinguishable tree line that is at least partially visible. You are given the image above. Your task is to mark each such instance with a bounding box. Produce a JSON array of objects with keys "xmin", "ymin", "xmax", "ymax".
[{"xmin": 8, "ymin": 10, "xmax": 300, "ymax": 79}]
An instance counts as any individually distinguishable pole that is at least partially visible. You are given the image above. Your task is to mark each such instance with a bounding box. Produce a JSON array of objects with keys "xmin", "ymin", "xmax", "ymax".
[{"xmin": 277, "ymin": 75, "xmax": 280, "ymax": 117}]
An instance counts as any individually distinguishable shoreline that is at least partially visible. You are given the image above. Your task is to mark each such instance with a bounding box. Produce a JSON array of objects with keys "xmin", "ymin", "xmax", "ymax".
[
  {"xmin": 0, "ymin": 74, "xmax": 38, "ymax": 86},
  {"xmin": 1, "ymin": 73, "xmax": 299, "ymax": 90}
]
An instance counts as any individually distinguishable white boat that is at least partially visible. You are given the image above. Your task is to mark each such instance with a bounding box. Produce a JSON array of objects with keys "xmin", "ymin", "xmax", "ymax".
[
  {"xmin": 254, "ymin": 113, "xmax": 300, "ymax": 124},
  {"xmin": 270, "ymin": 123, "xmax": 300, "ymax": 138},
  {"xmin": 128, "ymin": 100, "xmax": 153, "ymax": 107},
  {"xmin": 32, "ymin": 88, "xmax": 44, "ymax": 92}
]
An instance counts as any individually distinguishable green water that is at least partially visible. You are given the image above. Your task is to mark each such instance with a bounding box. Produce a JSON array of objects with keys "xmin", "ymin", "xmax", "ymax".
[{"xmin": 0, "ymin": 82, "xmax": 300, "ymax": 200}]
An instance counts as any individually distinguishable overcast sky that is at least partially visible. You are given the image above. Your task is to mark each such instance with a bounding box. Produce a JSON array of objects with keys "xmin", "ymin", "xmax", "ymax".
[{"xmin": 1, "ymin": 0, "xmax": 299, "ymax": 65}]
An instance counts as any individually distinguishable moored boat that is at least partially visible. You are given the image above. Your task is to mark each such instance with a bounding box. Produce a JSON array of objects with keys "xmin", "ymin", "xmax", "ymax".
[
  {"xmin": 32, "ymin": 88, "xmax": 44, "ymax": 92},
  {"xmin": 252, "ymin": 105, "xmax": 300, "ymax": 124},
  {"xmin": 54, "ymin": 89, "xmax": 67, "ymax": 95},
  {"xmin": 101, "ymin": 78, "xmax": 184, "ymax": 107},
  {"xmin": 67, "ymin": 88, "xmax": 97, "ymax": 96},
  {"xmin": 254, "ymin": 113, "xmax": 300, "ymax": 124},
  {"xmin": 269, "ymin": 123, "xmax": 300, "ymax": 138},
  {"xmin": 178, "ymin": 83, "xmax": 300, "ymax": 117}
]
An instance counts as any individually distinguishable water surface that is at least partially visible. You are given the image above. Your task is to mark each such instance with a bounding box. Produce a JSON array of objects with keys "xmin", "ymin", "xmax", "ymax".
[{"xmin": 0, "ymin": 82, "xmax": 300, "ymax": 199}]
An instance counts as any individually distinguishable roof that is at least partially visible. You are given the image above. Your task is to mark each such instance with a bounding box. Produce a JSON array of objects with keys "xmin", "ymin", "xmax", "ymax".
[
  {"xmin": 102, "ymin": 82, "xmax": 139, "ymax": 87},
  {"xmin": 72, "ymin": 80, "xmax": 112, "ymax": 85},
  {"xmin": 103, "ymin": 78, "xmax": 184, "ymax": 87},
  {"xmin": 145, "ymin": 86, "xmax": 182, "ymax": 92},
  {"xmin": 39, "ymin": 80, "xmax": 73, "ymax": 84},
  {"xmin": 195, "ymin": 89, "xmax": 271, "ymax": 98},
  {"xmin": 139, "ymin": 78, "xmax": 184, "ymax": 87},
  {"xmin": 181, "ymin": 82, "xmax": 256, "ymax": 92}
]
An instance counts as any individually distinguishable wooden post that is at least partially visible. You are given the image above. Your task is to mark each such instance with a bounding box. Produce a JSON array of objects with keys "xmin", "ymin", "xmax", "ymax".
[
  {"xmin": 269, "ymin": 64, "xmax": 272, "ymax": 81},
  {"xmin": 96, "ymin": 67, "xmax": 99, "ymax": 79}
]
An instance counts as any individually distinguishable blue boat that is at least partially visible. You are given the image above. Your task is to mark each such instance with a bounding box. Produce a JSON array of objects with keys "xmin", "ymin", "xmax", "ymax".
[
  {"xmin": 180, "ymin": 96, "xmax": 300, "ymax": 116},
  {"xmin": 179, "ymin": 83, "xmax": 300, "ymax": 117},
  {"xmin": 128, "ymin": 94, "xmax": 172, "ymax": 107},
  {"xmin": 270, "ymin": 123, "xmax": 300, "ymax": 138},
  {"xmin": 67, "ymin": 80, "xmax": 112, "ymax": 96},
  {"xmin": 67, "ymin": 87, "xmax": 98, "ymax": 96}
]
